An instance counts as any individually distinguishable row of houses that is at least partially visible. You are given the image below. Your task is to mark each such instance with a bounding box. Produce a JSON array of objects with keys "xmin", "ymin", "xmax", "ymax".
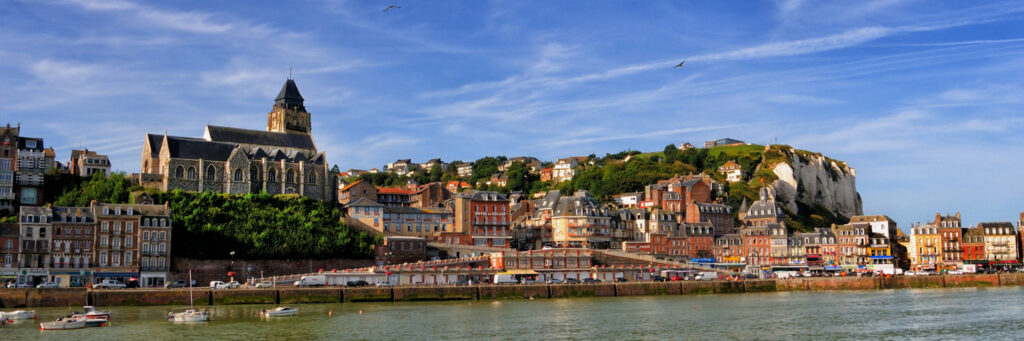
[
  {"xmin": 906, "ymin": 212, "xmax": 1024, "ymax": 272},
  {"xmin": 0, "ymin": 194, "xmax": 173, "ymax": 288}
]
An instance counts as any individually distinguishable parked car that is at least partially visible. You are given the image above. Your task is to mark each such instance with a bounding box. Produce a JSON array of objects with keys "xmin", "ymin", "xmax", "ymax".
[
  {"xmin": 95, "ymin": 279, "xmax": 127, "ymax": 289},
  {"xmin": 36, "ymin": 282, "xmax": 59, "ymax": 289},
  {"xmin": 670, "ymin": 275, "xmax": 683, "ymax": 282},
  {"xmin": 493, "ymin": 274, "xmax": 518, "ymax": 285},
  {"xmin": 947, "ymin": 270, "xmax": 963, "ymax": 275},
  {"xmin": 164, "ymin": 281, "xmax": 187, "ymax": 289},
  {"xmin": 615, "ymin": 277, "xmax": 628, "ymax": 283},
  {"xmin": 253, "ymin": 281, "xmax": 274, "ymax": 288},
  {"xmin": 546, "ymin": 278, "xmax": 563, "ymax": 284},
  {"xmin": 375, "ymin": 281, "xmax": 392, "ymax": 287},
  {"xmin": 225, "ymin": 281, "xmax": 240, "ymax": 289},
  {"xmin": 455, "ymin": 279, "xmax": 469, "ymax": 286},
  {"xmin": 346, "ymin": 280, "xmax": 370, "ymax": 287},
  {"xmin": 523, "ymin": 279, "xmax": 537, "ymax": 285},
  {"xmin": 563, "ymin": 278, "xmax": 581, "ymax": 284},
  {"xmin": 651, "ymin": 275, "xmax": 667, "ymax": 282},
  {"xmin": 209, "ymin": 281, "xmax": 225, "ymax": 289},
  {"xmin": 581, "ymin": 278, "xmax": 601, "ymax": 284},
  {"xmin": 13, "ymin": 283, "xmax": 32, "ymax": 288}
]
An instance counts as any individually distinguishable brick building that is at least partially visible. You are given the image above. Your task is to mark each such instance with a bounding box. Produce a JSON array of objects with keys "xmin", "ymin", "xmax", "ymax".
[
  {"xmin": 454, "ymin": 191, "xmax": 511, "ymax": 247},
  {"xmin": 685, "ymin": 202, "xmax": 734, "ymax": 234}
]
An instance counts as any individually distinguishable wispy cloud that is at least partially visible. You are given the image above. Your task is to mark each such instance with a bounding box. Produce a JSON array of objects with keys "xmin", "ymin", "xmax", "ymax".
[
  {"xmin": 61, "ymin": 0, "xmax": 270, "ymax": 35},
  {"xmin": 533, "ymin": 124, "xmax": 748, "ymax": 148}
]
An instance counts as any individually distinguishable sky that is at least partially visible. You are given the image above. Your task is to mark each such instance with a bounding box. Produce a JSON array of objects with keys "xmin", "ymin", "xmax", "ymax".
[{"xmin": 1, "ymin": 0, "xmax": 1023, "ymax": 228}]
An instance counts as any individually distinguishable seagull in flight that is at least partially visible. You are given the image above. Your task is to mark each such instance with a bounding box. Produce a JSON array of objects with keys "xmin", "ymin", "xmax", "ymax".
[
  {"xmin": 384, "ymin": 5, "xmax": 400, "ymax": 12},
  {"xmin": 675, "ymin": 59, "xmax": 686, "ymax": 68}
]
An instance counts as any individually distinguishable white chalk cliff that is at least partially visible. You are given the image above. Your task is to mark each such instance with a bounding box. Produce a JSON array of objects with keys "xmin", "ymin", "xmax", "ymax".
[{"xmin": 768, "ymin": 148, "xmax": 862, "ymax": 218}]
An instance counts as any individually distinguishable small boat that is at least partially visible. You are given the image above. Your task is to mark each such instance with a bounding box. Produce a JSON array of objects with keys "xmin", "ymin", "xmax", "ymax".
[
  {"xmin": 39, "ymin": 316, "xmax": 87, "ymax": 330},
  {"xmin": 167, "ymin": 309, "xmax": 209, "ymax": 322},
  {"xmin": 1, "ymin": 316, "xmax": 9, "ymax": 326},
  {"xmin": 168, "ymin": 270, "xmax": 209, "ymax": 322},
  {"xmin": 260, "ymin": 307, "xmax": 298, "ymax": 317},
  {"xmin": 69, "ymin": 313, "xmax": 108, "ymax": 327},
  {"xmin": 0, "ymin": 310, "xmax": 36, "ymax": 320},
  {"xmin": 82, "ymin": 306, "xmax": 111, "ymax": 320}
]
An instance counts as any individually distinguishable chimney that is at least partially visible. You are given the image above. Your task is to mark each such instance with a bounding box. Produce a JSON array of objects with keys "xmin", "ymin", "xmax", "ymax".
[{"xmin": 955, "ymin": 212, "xmax": 961, "ymax": 220}]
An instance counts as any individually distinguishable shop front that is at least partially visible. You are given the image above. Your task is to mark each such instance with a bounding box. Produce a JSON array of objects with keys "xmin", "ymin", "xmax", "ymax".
[
  {"xmin": 49, "ymin": 269, "xmax": 91, "ymax": 288},
  {"xmin": 93, "ymin": 270, "xmax": 139, "ymax": 287},
  {"xmin": 19, "ymin": 268, "xmax": 49, "ymax": 286},
  {"xmin": 140, "ymin": 271, "xmax": 168, "ymax": 288},
  {"xmin": 0, "ymin": 268, "xmax": 17, "ymax": 286}
]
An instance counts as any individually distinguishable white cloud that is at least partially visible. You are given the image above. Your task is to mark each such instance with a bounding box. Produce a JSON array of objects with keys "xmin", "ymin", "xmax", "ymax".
[
  {"xmin": 765, "ymin": 94, "xmax": 840, "ymax": 106},
  {"xmin": 62, "ymin": 0, "xmax": 268, "ymax": 35},
  {"xmin": 692, "ymin": 26, "xmax": 894, "ymax": 62},
  {"xmin": 29, "ymin": 59, "xmax": 102, "ymax": 84}
]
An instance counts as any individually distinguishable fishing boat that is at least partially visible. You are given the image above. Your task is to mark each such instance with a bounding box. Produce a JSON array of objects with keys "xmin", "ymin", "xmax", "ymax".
[
  {"xmin": 39, "ymin": 316, "xmax": 86, "ymax": 330},
  {"xmin": 82, "ymin": 306, "xmax": 111, "ymax": 320},
  {"xmin": 0, "ymin": 310, "xmax": 36, "ymax": 320},
  {"xmin": 168, "ymin": 270, "xmax": 209, "ymax": 322},
  {"xmin": 69, "ymin": 313, "xmax": 108, "ymax": 327},
  {"xmin": 260, "ymin": 307, "xmax": 298, "ymax": 317}
]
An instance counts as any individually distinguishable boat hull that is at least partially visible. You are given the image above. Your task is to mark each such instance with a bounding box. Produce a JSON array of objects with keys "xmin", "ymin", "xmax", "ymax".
[
  {"xmin": 39, "ymin": 319, "xmax": 87, "ymax": 330},
  {"xmin": 261, "ymin": 307, "xmax": 298, "ymax": 317},
  {"xmin": 1, "ymin": 310, "xmax": 36, "ymax": 320}
]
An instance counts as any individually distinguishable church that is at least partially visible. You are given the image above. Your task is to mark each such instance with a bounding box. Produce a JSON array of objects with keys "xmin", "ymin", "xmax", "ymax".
[{"xmin": 137, "ymin": 79, "xmax": 334, "ymax": 202}]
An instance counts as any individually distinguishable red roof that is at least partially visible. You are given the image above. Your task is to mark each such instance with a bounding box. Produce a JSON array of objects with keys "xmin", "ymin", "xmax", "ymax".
[{"xmin": 376, "ymin": 187, "xmax": 415, "ymax": 195}]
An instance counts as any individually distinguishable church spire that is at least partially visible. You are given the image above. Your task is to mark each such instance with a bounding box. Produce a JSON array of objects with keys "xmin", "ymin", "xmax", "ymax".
[{"xmin": 275, "ymin": 79, "xmax": 305, "ymax": 111}]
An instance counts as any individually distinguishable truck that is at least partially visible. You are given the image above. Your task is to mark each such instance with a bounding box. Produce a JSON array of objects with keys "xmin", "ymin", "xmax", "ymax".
[
  {"xmin": 493, "ymin": 273, "xmax": 519, "ymax": 285},
  {"xmin": 293, "ymin": 275, "xmax": 327, "ymax": 287},
  {"xmin": 694, "ymin": 272, "xmax": 719, "ymax": 281}
]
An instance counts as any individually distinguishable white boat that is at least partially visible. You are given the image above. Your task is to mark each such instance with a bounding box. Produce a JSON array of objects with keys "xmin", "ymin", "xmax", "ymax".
[
  {"xmin": 69, "ymin": 313, "xmax": 108, "ymax": 327},
  {"xmin": 82, "ymin": 306, "xmax": 111, "ymax": 320},
  {"xmin": 0, "ymin": 310, "xmax": 36, "ymax": 320},
  {"xmin": 260, "ymin": 307, "xmax": 298, "ymax": 317},
  {"xmin": 168, "ymin": 270, "xmax": 209, "ymax": 322},
  {"xmin": 1, "ymin": 316, "xmax": 8, "ymax": 326},
  {"xmin": 39, "ymin": 316, "xmax": 87, "ymax": 330},
  {"xmin": 167, "ymin": 309, "xmax": 209, "ymax": 322}
]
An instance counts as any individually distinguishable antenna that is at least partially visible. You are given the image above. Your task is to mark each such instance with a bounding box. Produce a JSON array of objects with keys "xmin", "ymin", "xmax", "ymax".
[{"xmin": 289, "ymin": 66, "xmax": 293, "ymax": 80}]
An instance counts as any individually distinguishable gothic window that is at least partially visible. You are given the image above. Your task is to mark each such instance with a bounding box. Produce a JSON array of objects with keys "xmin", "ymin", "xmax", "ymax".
[
  {"xmin": 206, "ymin": 165, "xmax": 215, "ymax": 181},
  {"xmin": 233, "ymin": 169, "xmax": 243, "ymax": 182},
  {"xmin": 268, "ymin": 168, "xmax": 276, "ymax": 182},
  {"xmin": 286, "ymin": 169, "xmax": 294, "ymax": 183},
  {"xmin": 187, "ymin": 167, "xmax": 196, "ymax": 180},
  {"xmin": 250, "ymin": 166, "xmax": 260, "ymax": 182},
  {"xmin": 175, "ymin": 166, "xmax": 184, "ymax": 178},
  {"xmin": 308, "ymin": 171, "xmax": 316, "ymax": 183}
]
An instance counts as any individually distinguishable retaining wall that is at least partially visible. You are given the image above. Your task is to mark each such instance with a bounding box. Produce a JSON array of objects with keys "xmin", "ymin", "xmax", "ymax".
[
  {"xmin": 211, "ymin": 289, "xmax": 276, "ymax": 305},
  {"xmin": 11, "ymin": 273, "xmax": 1024, "ymax": 308},
  {"xmin": 343, "ymin": 287, "xmax": 393, "ymax": 302},
  {"xmin": 92, "ymin": 289, "xmax": 210, "ymax": 306},
  {"xmin": 479, "ymin": 285, "xmax": 550, "ymax": 299}
]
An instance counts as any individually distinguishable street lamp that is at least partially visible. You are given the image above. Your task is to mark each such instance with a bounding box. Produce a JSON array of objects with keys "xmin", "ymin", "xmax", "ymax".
[{"xmin": 229, "ymin": 251, "xmax": 236, "ymax": 283}]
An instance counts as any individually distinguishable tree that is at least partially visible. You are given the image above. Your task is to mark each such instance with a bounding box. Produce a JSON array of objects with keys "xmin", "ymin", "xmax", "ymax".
[
  {"xmin": 330, "ymin": 164, "xmax": 341, "ymax": 174},
  {"xmin": 429, "ymin": 164, "xmax": 443, "ymax": 182},
  {"xmin": 505, "ymin": 161, "xmax": 539, "ymax": 193}
]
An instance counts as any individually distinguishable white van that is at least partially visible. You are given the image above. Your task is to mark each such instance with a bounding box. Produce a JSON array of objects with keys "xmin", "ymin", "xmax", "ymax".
[
  {"xmin": 493, "ymin": 273, "xmax": 518, "ymax": 285},
  {"xmin": 694, "ymin": 272, "xmax": 718, "ymax": 281},
  {"xmin": 294, "ymin": 275, "xmax": 327, "ymax": 287}
]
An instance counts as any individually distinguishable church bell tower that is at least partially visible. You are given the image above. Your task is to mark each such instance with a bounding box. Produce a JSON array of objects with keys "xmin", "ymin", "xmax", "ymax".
[{"xmin": 267, "ymin": 78, "xmax": 312, "ymax": 134}]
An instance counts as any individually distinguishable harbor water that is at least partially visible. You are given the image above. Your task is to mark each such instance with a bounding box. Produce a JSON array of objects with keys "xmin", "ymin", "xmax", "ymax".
[{"xmin": 5, "ymin": 286, "xmax": 1024, "ymax": 340}]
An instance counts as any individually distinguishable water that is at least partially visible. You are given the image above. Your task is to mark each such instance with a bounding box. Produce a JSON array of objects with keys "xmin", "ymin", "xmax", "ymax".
[{"xmin": 5, "ymin": 286, "xmax": 1024, "ymax": 340}]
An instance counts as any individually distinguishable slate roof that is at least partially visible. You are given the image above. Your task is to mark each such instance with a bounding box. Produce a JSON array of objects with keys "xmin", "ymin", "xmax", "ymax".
[
  {"xmin": 205, "ymin": 125, "xmax": 315, "ymax": 150},
  {"xmin": 166, "ymin": 136, "xmax": 236, "ymax": 161},
  {"xmin": 745, "ymin": 188, "xmax": 784, "ymax": 219},
  {"xmin": 51, "ymin": 207, "xmax": 95, "ymax": 223},
  {"xmin": 275, "ymin": 79, "xmax": 305, "ymax": 110},
  {"xmin": 146, "ymin": 134, "xmax": 164, "ymax": 154}
]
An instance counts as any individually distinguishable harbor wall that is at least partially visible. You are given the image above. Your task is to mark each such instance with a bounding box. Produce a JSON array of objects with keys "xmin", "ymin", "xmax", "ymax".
[{"xmin": 9, "ymin": 273, "xmax": 1024, "ymax": 308}]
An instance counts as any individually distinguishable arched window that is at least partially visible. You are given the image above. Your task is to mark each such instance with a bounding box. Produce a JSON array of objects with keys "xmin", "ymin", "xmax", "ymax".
[
  {"xmin": 233, "ymin": 169, "xmax": 243, "ymax": 182},
  {"xmin": 286, "ymin": 169, "xmax": 294, "ymax": 183},
  {"xmin": 308, "ymin": 171, "xmax": 316, "ymax": 183},
  {"xmin": 206, "ymin": 165, "xmax": 215, "ymax": 181},
  {"xmin": 175, "ymin": 166, "xmax": 184, "ymax": 178},
  {"xmin": 250, "ymin": 166, "xmax": 260, "ymax": 182},
  {"xmin": 267, "ymin": 168, "xmax": 276, "ymax": 182},
  {"xmin": 187, "ymin": 167, "xmax": 196, "ymax": 179}
]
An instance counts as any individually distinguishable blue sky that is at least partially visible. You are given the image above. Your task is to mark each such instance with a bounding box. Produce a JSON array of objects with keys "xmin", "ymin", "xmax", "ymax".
[{"xmin": 2, "ymin": 0, "xmax": 1024, "ymax": 228}]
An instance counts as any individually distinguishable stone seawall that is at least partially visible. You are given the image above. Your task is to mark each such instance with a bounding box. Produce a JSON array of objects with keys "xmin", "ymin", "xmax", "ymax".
[{"xmin": 7, "ymin": 274, "xmax": 1024, "ymax": 308}]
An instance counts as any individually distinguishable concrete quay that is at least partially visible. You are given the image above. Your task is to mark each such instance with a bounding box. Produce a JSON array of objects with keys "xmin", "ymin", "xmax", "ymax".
[{"xmin": 3, "ymin": 274, "xmax": 1024, "ymax": 308}]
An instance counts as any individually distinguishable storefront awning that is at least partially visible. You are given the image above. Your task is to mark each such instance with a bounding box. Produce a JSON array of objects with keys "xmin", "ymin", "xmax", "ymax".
[{"xmin": 501, "ymin": 269, "xmax": 539, "ymax": 275}]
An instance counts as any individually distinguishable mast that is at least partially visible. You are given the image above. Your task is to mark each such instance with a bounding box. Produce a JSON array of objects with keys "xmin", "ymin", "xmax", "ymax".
[{"xmin": 188, "ymin": 270, "xmax": 193, "ymax": 308}]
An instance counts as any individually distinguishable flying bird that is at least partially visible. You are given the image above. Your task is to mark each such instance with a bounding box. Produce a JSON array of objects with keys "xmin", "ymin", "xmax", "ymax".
[
  {"xmin": 384, "ymin": 5, "xmax": 400, "ymax": 12},
  {"xmin": 675, "ymin": 60, "xmax": 686, "ymax": 68}
]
